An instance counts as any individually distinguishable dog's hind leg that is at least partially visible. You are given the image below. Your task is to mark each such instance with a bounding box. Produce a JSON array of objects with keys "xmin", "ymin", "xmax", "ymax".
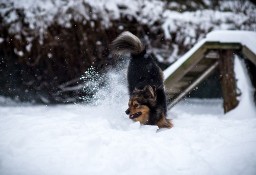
[{"xmin": 156, "ymin": 114, "xmax": 173, "ymax": 128}]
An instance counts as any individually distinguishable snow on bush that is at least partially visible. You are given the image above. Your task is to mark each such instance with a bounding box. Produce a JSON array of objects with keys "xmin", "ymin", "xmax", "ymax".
[
  {"xmin": 1, "ymin": 0, "xmax": 255, "ymax": 61},
  {"xmin": 0, "ymin": 0, "xmax": 164, "ymax": 42}
]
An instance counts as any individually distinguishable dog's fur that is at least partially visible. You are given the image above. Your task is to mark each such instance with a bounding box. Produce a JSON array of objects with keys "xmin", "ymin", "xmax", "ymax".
[{"xmin": 111, "ymin": 31, "xmax": 173, "ymax": 128}]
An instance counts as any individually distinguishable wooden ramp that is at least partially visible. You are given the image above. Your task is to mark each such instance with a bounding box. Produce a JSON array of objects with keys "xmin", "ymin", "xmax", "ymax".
[{"xmin": 164, "ymin": 31, "xmax": 256, "ymax": 110}]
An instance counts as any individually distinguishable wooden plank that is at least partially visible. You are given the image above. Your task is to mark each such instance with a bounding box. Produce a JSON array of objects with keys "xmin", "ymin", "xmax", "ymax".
[
  {"xmin": 242, "ymin": 45, "xmax": 256, "ymax": 66},
  {"xmin": 165, "ymin": 77, "xmax": 194, "ymax": 94},
  {"xmin": 190, "ymin": 64, "xmax": 208, "ymax": 73},
  {"xmin": 164, "ymin": 42, "xmax": 241, "ymax": 91},
  {"xmin": 182, "ymin": 76, "xmax": 194, "ymax": 82},
  {"xmin": 189, "ymin": 59, "xmax": 217, "ymax": 74},
  {"xmin": 167, "ymin": 61, "xmax": 219, "ymax": 109},
  {"xmin": 204, "ymin": 42, "xmax": 241, "ymax": 50},
  {"xmin": 167, "ymin": 90, "xmax": 180, "ymax": 95},
  {"xmin": 199, "ymin": 57, "xmax": 219, "ymax": 65},
  {"xmin": 173, "ymin": 81, "xmax": 190, "ymax": 88},
  {"xmin": 164, "ymin": 46, "xmax": 206, "ymax": 90},
  {"xmin": 219, "ymin": 50, "xmax": 238, "ymax": 113},
  {"xmin": 205, "ymin": 50, "xmax": 220, "ymax": 59},
  {"xmin": 166, "ymin": 58, "xmax": 216, "ymax": 94}
]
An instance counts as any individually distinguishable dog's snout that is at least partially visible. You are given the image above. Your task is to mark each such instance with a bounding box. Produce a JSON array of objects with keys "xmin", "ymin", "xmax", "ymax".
[{"xmin": 125, "ymin": 108, "xmax": 130, "ymax": 115}]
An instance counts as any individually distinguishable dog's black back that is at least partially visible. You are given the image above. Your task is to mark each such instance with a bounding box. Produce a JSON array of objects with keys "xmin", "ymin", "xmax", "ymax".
[{"xmin": 128, "ymin": 50, "xmax": 163, "ymax": 94}]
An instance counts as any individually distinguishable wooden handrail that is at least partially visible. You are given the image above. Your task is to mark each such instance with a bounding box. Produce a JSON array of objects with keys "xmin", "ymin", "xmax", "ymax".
[{"xmin": 164, "ymin": 38, "xmax": 256, "ymax": 109}]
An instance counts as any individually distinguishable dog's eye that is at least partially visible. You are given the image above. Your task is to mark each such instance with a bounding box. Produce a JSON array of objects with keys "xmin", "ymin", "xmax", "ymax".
[{"xmin": 134, "ymin": 104, "xmax": 139, "ymax": 108}]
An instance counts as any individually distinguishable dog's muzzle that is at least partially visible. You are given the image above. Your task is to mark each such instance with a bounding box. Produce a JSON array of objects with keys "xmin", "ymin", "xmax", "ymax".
[
  {"xmin": 129, "ymin": 112, "xmax": 142, "ymax": 119},
  {"xmin": 125, "ymin": 109, "xmax": 130, "ymax": 115}
]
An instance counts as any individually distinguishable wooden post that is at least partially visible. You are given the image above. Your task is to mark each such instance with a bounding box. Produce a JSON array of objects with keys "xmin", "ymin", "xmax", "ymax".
[{"xmin": 219, "ymin": 50, "xmax": 239, "ymax": 113}]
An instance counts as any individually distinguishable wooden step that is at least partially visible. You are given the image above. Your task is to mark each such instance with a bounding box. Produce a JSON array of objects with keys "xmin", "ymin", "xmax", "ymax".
[{"xmin": 167, "ymin": 61, "xmax": 219, "ymax": 109}]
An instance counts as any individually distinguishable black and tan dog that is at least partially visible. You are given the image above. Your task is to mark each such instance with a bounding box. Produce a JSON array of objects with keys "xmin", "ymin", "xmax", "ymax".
[{"xmin": 111, "ymin": 31, "xmax": 173, "ymax": 128}]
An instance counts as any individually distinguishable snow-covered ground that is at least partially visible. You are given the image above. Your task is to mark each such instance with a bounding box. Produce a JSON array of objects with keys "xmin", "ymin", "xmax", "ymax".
[
  {"xmin": 0, "ymin": 57, "xmax": 256, "ymax": 175},
  {"xmin": 1, "ymin": 99, "xmax": 256, "ymax": 175}
]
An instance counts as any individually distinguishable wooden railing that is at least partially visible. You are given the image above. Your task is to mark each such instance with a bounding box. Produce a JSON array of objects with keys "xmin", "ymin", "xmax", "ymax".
[{"xmin": 164, "ymin": 31, "xmax": 256, "ymax": 111}]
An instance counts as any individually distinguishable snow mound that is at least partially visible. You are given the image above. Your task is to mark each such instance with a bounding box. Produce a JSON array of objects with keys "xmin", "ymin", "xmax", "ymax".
[{"xmin": 226, "ymin": 56, "xmax": 256, "ymax": 119}]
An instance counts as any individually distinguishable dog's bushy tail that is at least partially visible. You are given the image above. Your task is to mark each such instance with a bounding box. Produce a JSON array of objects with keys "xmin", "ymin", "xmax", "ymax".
[{"xmin": 111, "ymin": 31, "xmax": 145, "ymax": 55}]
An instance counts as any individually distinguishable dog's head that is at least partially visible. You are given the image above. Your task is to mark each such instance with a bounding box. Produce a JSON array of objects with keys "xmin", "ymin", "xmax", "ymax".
[{"xmin": 125, "ymin": 85, "xmax": 157, "ymax": 124}]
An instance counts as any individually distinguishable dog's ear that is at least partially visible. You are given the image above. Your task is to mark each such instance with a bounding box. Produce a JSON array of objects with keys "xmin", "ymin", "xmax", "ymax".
[
  {"xmin": 147, "ymin": 85, "xmax": 156, "ymax": 99},
  {"xmin": 142, "ymin": 86, "xmax": 147, "ymax": 92},
  {"xmin": 134, "ymin": 87, "xmax": 139, "ymax": 92},
  {"xmin": 134, "ymin": 87, "xmax": 142, "ymax": 93}
]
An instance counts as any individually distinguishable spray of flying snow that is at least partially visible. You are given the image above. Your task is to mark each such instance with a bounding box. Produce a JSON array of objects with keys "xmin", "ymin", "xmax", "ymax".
[
  {"xmin": 79, "ymin": 66, "xmax": 105, "ymax": 103},
  {"xmin": 78, "ymin": 60, "xmax": 132, "ymax": 129},
  {"xmin": 80, "ymin": 61, "xmax": 129, "ymax": 107}
]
